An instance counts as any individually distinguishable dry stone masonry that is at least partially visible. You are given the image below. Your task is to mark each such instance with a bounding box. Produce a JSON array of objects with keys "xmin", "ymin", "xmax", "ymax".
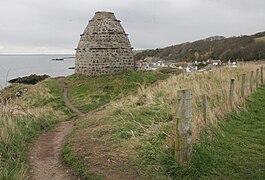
[{"xmin": 75, "ymin": 11, "xmax": 134, "ymax": 76}]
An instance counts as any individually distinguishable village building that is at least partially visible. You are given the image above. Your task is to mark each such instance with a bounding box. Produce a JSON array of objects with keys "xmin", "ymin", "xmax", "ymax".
[
  {"xmin": 75, "ymin": 11, "xmax": 134, "ymax": 76},
  {"xmin": 164, "ymin": 60, "xmax": 178, "ymax": 68},
  {"xmin": 210, "ymin": 59, "xmax": 222, "ymax": 66}
]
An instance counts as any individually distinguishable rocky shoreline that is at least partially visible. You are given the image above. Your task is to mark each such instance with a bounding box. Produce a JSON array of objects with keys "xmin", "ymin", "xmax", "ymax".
[{"xmin": 8, "ymin": 74, "xmax": 50, "ymax": 85}]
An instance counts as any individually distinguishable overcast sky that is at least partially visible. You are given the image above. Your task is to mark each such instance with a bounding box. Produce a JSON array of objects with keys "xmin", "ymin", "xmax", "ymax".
[{"xmin": 0, "ymin": 0, "xmax": 265, "ymax": 54}]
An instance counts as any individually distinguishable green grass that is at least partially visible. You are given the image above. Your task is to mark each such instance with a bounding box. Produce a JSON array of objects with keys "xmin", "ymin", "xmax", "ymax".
[
  {"xmin": 63, "ymin": 66, "xmax": 265, "ymax": 179},
  {"xmin": 112, "ymin": 105, "xmax": 173, "ymax": 142},
  {"xmin": 255, "ymin": 36, "xmax": 265, "ymax": 43},
  {"xmin": 0, "ymin": 78, "xmax": 73, "ymax": 179},
  {"xmin": 61, "ymin": 143, "xmax": 103, "ymax": 180},
  {"xmin": 0, "ymin": 113, "xmax": 59, "ymax": 179},
  {"xmin": 62, "ymin": 71, "xmax": 171, "ymax": 179},
  {"xmin": 21, "ymin": 78, "xmax": 74, "ymax": 116},
  {"xmin": 65, "ymin": 71, "xmax": 169, "ymax": 112},
  {"xmin": 153, "ymin": 85, "xmax": 265, "ymax": 179}
]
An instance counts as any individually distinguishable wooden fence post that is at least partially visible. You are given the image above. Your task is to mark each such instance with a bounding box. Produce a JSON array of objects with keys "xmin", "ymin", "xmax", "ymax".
[
  {"xmin": 175, "ymin": 89, "xmax": 192, "ymax": 165},
  {"xmin": 256, "ymin": 69, "xmax": 259, "ymax": 89},
  {"xmin": 202, "ymin": 94, "xmax": 208, "ymax": 124},
  {"xmin": 250, "ymin": 71, "xmax": 254, "ymax": 93},
  {"xmin": 241, "ymin": 74, "xmax": 246, "ymax": 98},
  {"xmin": 261, "ymin": 66, "xmax": 264, "ymax": 84},
  {"xmin": 229, "ymin": 79, "xmax": 235, "ymax": 107}
]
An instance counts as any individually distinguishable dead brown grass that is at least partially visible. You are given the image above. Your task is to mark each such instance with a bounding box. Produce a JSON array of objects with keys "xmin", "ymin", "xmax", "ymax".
[
  {"xmin": 113, "ymin": 63, "xmax": 264, "ymax": 138},
  {"xmin": 68, "ymin": 109, "xmax": 149, "ymax": 180},
  {"xmin": 66, "ymin": 62, "xmax": 265, "ymax": 179}
]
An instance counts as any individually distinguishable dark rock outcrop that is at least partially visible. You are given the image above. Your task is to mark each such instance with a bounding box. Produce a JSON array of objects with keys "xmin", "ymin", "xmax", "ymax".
[{"xmin": 9, "ymin": 74, "xmax": 50, "ymax": 85}]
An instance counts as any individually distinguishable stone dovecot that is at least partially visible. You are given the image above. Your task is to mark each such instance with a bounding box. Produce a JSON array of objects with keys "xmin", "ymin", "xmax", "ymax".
[{"xmin": 75, "ymin": 11, "xmax": 135, "ymax": 76}]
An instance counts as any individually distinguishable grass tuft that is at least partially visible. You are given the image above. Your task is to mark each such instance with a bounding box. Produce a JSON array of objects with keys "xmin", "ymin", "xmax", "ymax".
[{"xmin": 0, "ymin": 78, "xmax": 73, "ymax": 179}]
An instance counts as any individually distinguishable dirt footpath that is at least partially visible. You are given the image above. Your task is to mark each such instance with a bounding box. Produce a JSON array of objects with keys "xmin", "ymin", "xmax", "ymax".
[{"xmin": 28, "ymin": 78, "xmax": 83, "ymax": 180}]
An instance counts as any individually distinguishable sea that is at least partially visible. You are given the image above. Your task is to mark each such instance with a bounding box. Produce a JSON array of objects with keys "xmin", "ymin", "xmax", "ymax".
[{"xmin": 0, "ymin": 54, "xmax": 75, "ymax": 89}]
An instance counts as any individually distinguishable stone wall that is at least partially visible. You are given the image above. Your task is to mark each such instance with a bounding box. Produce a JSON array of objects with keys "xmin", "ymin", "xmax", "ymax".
[{"xmin": 75, "ymin": 11, "xmax": 134, "ymax": 76}]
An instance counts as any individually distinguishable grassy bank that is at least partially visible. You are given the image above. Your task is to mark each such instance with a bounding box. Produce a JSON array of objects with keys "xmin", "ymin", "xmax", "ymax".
[
  {"xmin": 64, "ymin": 62, "xmax": 265, "ymax": 179},
  {"xmin": 65, "ymin": 71, "xmax": 169, "ymax": 112},
  {"xmin": 0, "ymin": 79, "xmax": 73, "ymax": 179},
  {"xmin": 62, "ymin": 71, "xmax": 171, "ymax": 179},
  {"xmin": 165, "ymin": 85, "xmax": 265, "ymax": 179}
]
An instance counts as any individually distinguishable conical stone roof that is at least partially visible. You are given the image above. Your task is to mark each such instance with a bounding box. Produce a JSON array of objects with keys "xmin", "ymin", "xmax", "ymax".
[{"xmin": 75, "ymin": 11, "xmax": 134, "ymax": 76}]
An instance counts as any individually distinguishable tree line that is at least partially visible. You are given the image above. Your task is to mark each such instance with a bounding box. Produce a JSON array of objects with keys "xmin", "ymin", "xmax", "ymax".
[{"xmin": 134, "ymin": 31, "xmax": 265, "ymax": 62}]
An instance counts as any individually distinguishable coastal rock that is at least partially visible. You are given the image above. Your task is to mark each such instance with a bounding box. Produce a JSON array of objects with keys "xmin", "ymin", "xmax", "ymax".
[
  {"xmin": 8, "ymin": 74, "xmax": 50, "ymax": 85},
  {"xmin": 15, "ymin": 88, "xmax": 28, "ymax": 97}
]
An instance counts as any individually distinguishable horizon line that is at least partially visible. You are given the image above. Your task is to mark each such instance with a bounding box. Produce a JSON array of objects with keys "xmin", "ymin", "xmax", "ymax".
[{"xmin": 0, "ymin": 53, "xmax": 75, "ymax": 56}]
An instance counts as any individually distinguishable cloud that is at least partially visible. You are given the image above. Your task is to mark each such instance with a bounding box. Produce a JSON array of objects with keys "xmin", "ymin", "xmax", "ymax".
[{"xmin": 0, "ymin": 0, "xmax": 264, "ymax": 53}]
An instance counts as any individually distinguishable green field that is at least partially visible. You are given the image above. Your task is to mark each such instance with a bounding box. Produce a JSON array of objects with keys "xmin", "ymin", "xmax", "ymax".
[
  {"xmin": 255, "ymin": 36, "xmax": 265, "ymax": 43},
  {"xmin": 65, "ymin": 71, "xmax": 169, "ymax": 113}
]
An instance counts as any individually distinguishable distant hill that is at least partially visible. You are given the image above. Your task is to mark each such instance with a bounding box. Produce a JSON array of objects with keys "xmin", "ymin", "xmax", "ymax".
[{"xmin": 134, "ymin": 31, "xmax": 265, "ymax": 62}]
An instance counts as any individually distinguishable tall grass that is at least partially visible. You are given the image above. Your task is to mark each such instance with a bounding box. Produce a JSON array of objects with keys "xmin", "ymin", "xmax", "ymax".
[
  {"xmin": 108, "ymin": 63, "xmax": 265, "ymax": 177},
  {"xmin": 63, "ymin": 62, "xmax": 265, "ymax": 179},
  {"xmin": 113, "ymin": 63, "xmax": 263, "ymax": 138},
  {"xmin": 0, "ymin": 107, "xmax": 59, "ymax": 179},
  {"xmin": 0, "ymin": 78, "xmax": 72, "ymax": 179}
]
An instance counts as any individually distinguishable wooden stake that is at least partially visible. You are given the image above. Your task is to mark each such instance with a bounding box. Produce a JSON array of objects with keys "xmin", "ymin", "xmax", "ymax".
[
  {"xmin": 229, "ymin": 79, "xmax": 235, "ymax": 107},
  {"xmin": 256, "ymin": 69, "xmax": 259, "ymax": 89},
  {"xmin": 203, "ymin": 94, "xmax": 208, "ymax": 124},
  {"xmin": 241, "ymin": 74, "xmax": 246, "ymax": 98},
  {"xmin": 250, "ymin": 71, "xmax": 254, "ymax": 93},
  {"xmin": 175, "ymin": 89, "xmax": 192, "ymax": 165},
  {"xmin": 261, "ymin": 66, "xmax": 264, "ymax": 84}
]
